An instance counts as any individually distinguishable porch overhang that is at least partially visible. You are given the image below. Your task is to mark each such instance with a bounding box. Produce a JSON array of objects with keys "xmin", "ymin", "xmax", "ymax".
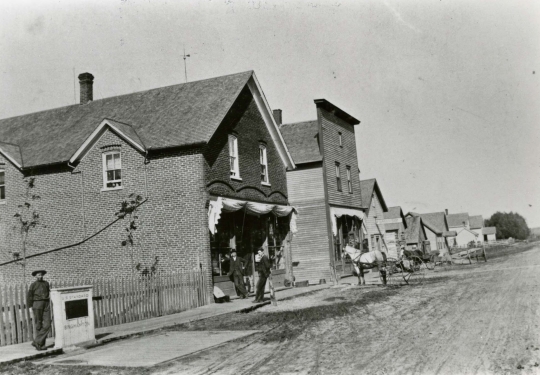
[
  {"xmin": 330, "ymin": 206, "xmax": 365, "ymax": 236},
  {"xmin": 208, "ymin": 196, "xmax": 297, "ymax": 235}
]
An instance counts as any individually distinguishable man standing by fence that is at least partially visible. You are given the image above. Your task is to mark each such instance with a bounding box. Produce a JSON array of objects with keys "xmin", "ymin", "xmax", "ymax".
[{"xmin": 27, "ymin": 270, "xmax": 51, "ymax": 351}]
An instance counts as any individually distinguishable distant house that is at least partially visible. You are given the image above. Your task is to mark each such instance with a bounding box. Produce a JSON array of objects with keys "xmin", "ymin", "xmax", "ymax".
[
  {"xmin": 453, "ymin": 228, "xmax": 480, "ymax": 247},
  {"xmin": 404, "ymin": 215, "xmax": 428, "ymax": 253},
  {"xmin": 447, "ymin": 212, "xmax": 470, "ymax": 230},
  {"xmin": 279, "ymin": 100, "xmax": 364, "ymax": 284},
  {"xmin": 482, "ymin": 227, "xmax": 497, "ymax": 242},
  {"xmin": 417, "ymin": 212, "xmax": 455, "ymax": 256},
  {"xmin": 360, "ymin": 179, "xmax": 389, "ymax": 254},
  {"xmin": 446, "ymin": 212, "xmax": 473, "ymax": 247},
  {"xmin": 469, "ymin": 215, "xmax": 484, "ymax": 243},
  {"xmin": 381, "ymin": 206, "xmax": 407, "ymax": 259}
]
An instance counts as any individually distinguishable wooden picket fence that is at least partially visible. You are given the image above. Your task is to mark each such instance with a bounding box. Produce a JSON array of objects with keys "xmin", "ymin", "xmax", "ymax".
[{"xmin": 0, "ymin": 271, "xmax": 211, "ymax": 347}]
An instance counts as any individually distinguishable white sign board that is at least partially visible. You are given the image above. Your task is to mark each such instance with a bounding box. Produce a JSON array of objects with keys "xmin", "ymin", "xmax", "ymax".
[{"xmin": 51, "ymin": 285, "xmax": 96, "ymax": 349}]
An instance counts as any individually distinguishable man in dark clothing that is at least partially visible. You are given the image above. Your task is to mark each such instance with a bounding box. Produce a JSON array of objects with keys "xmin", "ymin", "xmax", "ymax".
[
  {"xmin": 253, "ymin": 248, "xmax": 272, "ymax": 303},
  {"xmin": 227, "ymin": 249, "xmax": 248, "ymax": 299},
  {"xmin": 27, "ymin": 270, "xmax": 51, "ymax": 351}
]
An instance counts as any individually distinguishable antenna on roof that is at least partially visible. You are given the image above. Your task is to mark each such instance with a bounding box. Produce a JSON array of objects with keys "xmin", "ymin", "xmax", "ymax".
[{"xmin": 183, "ymin": 46, "xmax": 191, "ymax": 83}]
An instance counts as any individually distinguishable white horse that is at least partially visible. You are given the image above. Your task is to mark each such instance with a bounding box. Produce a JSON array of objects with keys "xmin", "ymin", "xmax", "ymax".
[{"xmin": 343, "ymin": 245, "xmax": 387, "ymax": 285}]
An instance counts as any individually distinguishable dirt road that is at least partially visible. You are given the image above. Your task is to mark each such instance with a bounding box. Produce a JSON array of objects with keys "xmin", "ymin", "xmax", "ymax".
[
  {"xmin": 3, "ymin": 244, "xmax": 539, "ymax": 375},
  {"xmin": 158, "ymin": 244, "xmax": 540, "ymax": 375}
]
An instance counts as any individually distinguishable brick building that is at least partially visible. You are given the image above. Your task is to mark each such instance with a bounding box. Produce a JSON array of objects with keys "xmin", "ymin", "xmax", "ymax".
[
  {"xmin": 0, "ymin": 71, "xmax": 296, "ymax": 295},
  {"xmin": 278, "ymin": 100, "xmax": 364, "ymax": 284}
]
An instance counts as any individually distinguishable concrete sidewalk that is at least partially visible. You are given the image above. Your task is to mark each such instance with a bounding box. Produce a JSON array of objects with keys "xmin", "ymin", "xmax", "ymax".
[{"xmin": 0, "ymin": 284, "xmax": 329, "ymax": 365}]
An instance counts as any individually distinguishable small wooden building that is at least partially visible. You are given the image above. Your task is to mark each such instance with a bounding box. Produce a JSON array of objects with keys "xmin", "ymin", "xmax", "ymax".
[
  {"xmin": 381, "ymin": 206, "xmax": 407, "ymax": 259},
  {"xmin": 418, "ymin": 212, "xmax": 453, "ymax": 256},
  {"xmin": 360, "ymin": 179, "xmax": 389, "ymax": 254},
  {"xmin": 469, "ymin": 215, "xmax": 485, "ymax": 243},
  {"xmin": 482, "ymin": 227, "xmax": 497, "ymax": 242},
  {"xmin": 404, "ymin": 215, "xmax": 428, "ymax": 253},
  {"xmin": 279, "ymin": 100, "xmax": 365, "ymax": 284}
]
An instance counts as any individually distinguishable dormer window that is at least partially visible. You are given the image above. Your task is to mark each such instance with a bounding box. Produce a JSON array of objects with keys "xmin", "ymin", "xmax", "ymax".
[
  {"xmin": 259, "ymin": 144, "xmax": 269, "ymax": 184},
  {"xmin": 102, "ymin": 151, "xmax": 122, "ymax": 190},
  {"xmin": 229, "ymin": 134, "xmax": 240, "ymax": 179},
  {"xmin": 0, "ymin": 170, "xmax": 5, "ymax": 202}
]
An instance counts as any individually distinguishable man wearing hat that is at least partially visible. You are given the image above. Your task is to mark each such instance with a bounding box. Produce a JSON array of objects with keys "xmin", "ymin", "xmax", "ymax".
[
  {"xmin": 227, "ymin": 249, "xmax": 248, "ymax": 299},
  {"xmin": 27, "ymin": 270, "xmax": 51, "ymax": 351},
  {"xmin": 253, "ymin": 247, "xmax": 272, "ymax": 303}
]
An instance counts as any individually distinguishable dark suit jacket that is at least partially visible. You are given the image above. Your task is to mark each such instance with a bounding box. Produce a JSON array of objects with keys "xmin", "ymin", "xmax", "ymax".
[
  {"xmin": 257, "ymin": 255, "xmax": 272, "ymax": 277},
  {"xmin": 228, "ymin": 256, "xmax": 245, "ymax": 276}
]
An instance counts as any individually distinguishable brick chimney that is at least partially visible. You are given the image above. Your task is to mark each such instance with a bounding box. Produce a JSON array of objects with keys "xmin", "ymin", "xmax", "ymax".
[
  {"xmin": 445, "ymin": 209, "xmax": 449, "ymax": 215},
  {"xmin": 78, "ymin": 73, "xmax": 94, "ymax": 104},
  {"xmin": 273, "ymin": 109, "xmax": 282, "ymax": 126}
]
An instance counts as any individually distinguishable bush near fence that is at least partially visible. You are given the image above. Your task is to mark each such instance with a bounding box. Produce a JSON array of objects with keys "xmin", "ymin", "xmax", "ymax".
[{"xmin": 0, "ymin": 271, "xmax": 211, "ymax": 347}]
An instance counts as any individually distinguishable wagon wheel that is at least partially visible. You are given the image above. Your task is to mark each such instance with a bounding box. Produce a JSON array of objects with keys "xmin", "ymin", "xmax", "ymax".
[{"xmin": 406, "ymin": 268, "xmax": 425, "ymax": 285}]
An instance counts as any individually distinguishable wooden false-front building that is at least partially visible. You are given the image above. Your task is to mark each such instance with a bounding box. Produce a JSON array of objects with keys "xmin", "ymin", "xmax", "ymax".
[
  {"xmin": 381, "ymin": 206, "xmax": 408, "ymax": 259},
  {"xmin": 360, "ymin": 179, "xmax": 389, "ymax": 254},
  {"xmin": 278, "ymin": 100, "xmax": 365, "ymax": 284}
]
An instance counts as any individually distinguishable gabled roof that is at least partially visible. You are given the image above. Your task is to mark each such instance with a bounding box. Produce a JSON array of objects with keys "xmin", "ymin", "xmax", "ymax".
[
  {"xmin": 404, "ymin": 216, "xmax": 426, "ymax": 244},
  {"xmin": 383, "ymin": 206, "xmax": 407, "ymax": 230},
  {"xmin": 447, "ymin": 213, "xmax": 470, "ymax": 228},
  {"xmin": 384, "ymin": 206, "xmax": 403, "ymax": 219},
  {"xmin": 482, "ymin": 227, "xmax": 496, "ymax": 235},
  {"xmin": 279, "ymin": 120, "xmax": 322, "ymax": 164},
  {"xmin": 0, "ymin": 142, "xmax": 23, "ymax": 168},
  {"xmin": 456, "ymin": 227, "xmax": 479, "ymax": 237},
  {"xmin": 469, "ymin": 215, "xmax": 484, "ymax": 229},
  {"xmin": 0, "ymin": 71, "xmax": 295, "ymax": 170},
  {"xmin": 419, "ymin": 212, "xmax": 449, "ymax": 235},
  {"xmin": 360, "ymin": 179, "xmax": 388, "ymax": 212}
]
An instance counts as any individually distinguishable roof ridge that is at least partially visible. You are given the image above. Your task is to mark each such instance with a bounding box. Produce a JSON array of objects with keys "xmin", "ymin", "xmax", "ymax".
[
  {"xmin": 280, "ymin": 120, "xmax": 318, "ymax": 127},
  {"xmin": 0, "ymin": 70, "xmax": 254, "ymax": 123}
]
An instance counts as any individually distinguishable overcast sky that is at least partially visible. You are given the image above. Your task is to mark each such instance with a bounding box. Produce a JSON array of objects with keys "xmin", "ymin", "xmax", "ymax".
[{"xmin": 1, "ymin": 0, "xmax": 539, "ymax": 227}]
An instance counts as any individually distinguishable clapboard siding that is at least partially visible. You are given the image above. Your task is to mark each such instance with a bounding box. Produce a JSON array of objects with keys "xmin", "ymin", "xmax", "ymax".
[
  {"xmin": 366, "ymin": 193, "xmax": 388, "ymax": 252},
  {"xmin": 286, "ymin": 165, "xmax": 325, "ymax": 202},
  {"xmin": 287, "ymin": 166, "xmax": 331, "ymax": 284},
  {"xmin": 290, "ymin": 202, "xmax": 331, "ymax": 284},
  {"xmin": 318, "ymin": 108, "xmax": 362, "ymax": 209}
]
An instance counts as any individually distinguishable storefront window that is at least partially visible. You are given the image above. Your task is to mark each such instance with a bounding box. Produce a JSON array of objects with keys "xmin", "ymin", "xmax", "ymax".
[{"xmin": 210, "ymin": 210, "xmax": 289, "ymax": 276}]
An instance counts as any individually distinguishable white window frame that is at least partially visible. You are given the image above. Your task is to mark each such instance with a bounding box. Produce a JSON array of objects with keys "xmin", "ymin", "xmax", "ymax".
[
  {"xmin": 259, "ymin": 144, "xmax": 270, "ymax": 185},
  {"xmin": 0, "ymin": 169, "xmax": 5, "ymax": 203},
  {"xmin": 102, "ymin": 151, "xmax": 123, "ymax": 191},
  {"xmin": 346, "ymin": 166, "xmax": 352, "ymax": 193},
  {"xmin": 229, "ymin": 134, "xmax": 241, "ymax": 180},
  {"xmin": 335, "ymin": 162, "xmax": 342, "ymax": 191}
]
